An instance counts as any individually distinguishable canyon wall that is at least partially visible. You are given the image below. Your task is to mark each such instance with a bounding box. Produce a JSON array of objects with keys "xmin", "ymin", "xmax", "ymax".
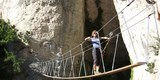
[
  {"xmin": 0, "ymin": 0, "xmax": 84, "ymax": 79},
  {"xmin": 114, "ymin": 0, "xmax": 160, "ymax": 80},
  {"xmin": 1, "ymin": 0, "xmax": 84, "ymax": 58},
  {"xmin": 0, "ymin": 0, "xmax": 160, "ymax": 80}
]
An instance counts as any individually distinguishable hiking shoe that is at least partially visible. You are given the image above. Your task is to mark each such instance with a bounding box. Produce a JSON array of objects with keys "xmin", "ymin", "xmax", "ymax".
[{"xmin": 94, "ymin": 71, "xmax": 101, "ymax": 75}]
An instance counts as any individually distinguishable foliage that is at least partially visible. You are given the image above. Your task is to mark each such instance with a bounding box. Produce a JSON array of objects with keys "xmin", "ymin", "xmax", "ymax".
[
  {"xmin": 146, "ymin": 62, "xmax": 155, "ymax": 73},
  {"xmin": 0, "ymin": 19, "xmax": 18, "ymax": 45},
  {"xmin": 0, "ymin": 19, "xmax": 23, "ymax": 79},
  {"xmin": 146, "ymin": 37, "xmax": 160, "ymax": 73},
  {"xmin": 4, "ymin": 49, "xmax": 23, "ymax": 73},
  {"xmin": 150, "ymin": 37, "xmax": 160, "ymax": 56},
  {"xmin": 17, "ymin": 31, "xmax": 31, "ymax": 46}
]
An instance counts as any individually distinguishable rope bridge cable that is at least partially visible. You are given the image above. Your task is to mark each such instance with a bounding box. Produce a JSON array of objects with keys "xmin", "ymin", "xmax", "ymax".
[
  {"xmin": 50, "ymin": 7, "xmax": 149, "ymax": 63},
  {"xmin": 111, "ymin": 12, "xmax": 155, "ymax": 39},
  {"xmin": 60, "ymin": 5, "xmax": 154, "ymax": 61},
  {"xmin": 56, "ymin": 0, "xmax": 136, "ymax": 58},
  {"xmin": 58, "ymin": 0, "xmax": 153, "ymax": 59},
  {"xmin": 37, "ymin": 13, "xmax": 153, "ymax": 79},
  {"xmin": 32, "ymin": 11, "xmax": 155, "ymax": 79},
  {"xmin": 153, "ymin": 3, "xmax": 160, "ymax": 38},
  {"xmin": 97, "ymin": 32, "xmax": 106, "ymax": 72},
  {"xmin": 102, "ymin": 32, "xmax": 113, "ymax": 52},
  {"xmin": 30, "ymin": 2, "xmax": 156, "ymax": 80},
  {"xmin": 48, "ymin": 0, "xmax": 153, "ymax": 62},
  {"xmin": 79, "ymin": 44, "xmax": 87, "ymax": 76},
  {"xmin": 121, "ymin": 11, "xmax": 139, "ymax": 61},
  {"xmin": 108, "ymin": 4, "xmax": 152, "ymax": 37},
  {"xmin": 34, "ymin": 12, "xmax": 153, "ymax": 80},
  {"xmin": 57, "ymin": 0, "xmax": 155, "ymax": 60},
  {"xmin": 98, "ymin": 0, "xmax": 135, "ymax": 32},
  {"xmin": 146, "ymin": 15, "xmax": 150, "ymax": 57},
  {"xmin": 112, "ymin": 34, "xmax": 119, "ymax": 70},
  {"xmin": 42, "ymin": 62, "xmax": 146, "ymax": 80}
]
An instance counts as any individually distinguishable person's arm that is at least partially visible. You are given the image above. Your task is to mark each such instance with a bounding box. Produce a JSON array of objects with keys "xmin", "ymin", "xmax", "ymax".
[
  {"xmin": 85, "ymin": 37, "xmax": 91, "ymax": 41},
  {"xmin": 101, "ymin": 32, "xmax": 113, "ymax": 40},
  {"xmin": 100, "ymin": 37, "xmax": 110, "ymax": 40}
]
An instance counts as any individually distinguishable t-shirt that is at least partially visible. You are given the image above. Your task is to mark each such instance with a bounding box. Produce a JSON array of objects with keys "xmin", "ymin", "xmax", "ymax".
[{"xmin": 91, "ymin": 38, "xmax": 100, "ymax": 48}]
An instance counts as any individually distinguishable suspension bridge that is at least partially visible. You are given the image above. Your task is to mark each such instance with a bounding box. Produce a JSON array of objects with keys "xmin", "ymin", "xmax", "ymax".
[{"xmin": 29, "ymin": 0, "xmax": 159, "ymax": 79}]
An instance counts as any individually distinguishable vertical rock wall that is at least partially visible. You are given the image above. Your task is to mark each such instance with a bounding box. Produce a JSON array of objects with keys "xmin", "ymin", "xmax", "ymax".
[
  {"xmin": 0, "ymin": 0, "xmax": 84, "ymax": 79},
  {"xmin": 0, "ymin": 0, "xmax": 84, "ymax": 61},
  {"xmin": 1, "ymin": 0, "xmax": 63, "ymax": 59},
  {"xmin": 1, "ymin": 0, "xmax": 155, "ymax": 79},
  {"xmin": 114, "ymin": 0, "xmax": 160, "ymax": 80}
]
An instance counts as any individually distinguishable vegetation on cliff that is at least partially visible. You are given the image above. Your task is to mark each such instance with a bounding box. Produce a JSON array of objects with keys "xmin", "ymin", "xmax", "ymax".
[{"xmin": 0, "ymin": 19, "xmax": 23, "ymax": 79}]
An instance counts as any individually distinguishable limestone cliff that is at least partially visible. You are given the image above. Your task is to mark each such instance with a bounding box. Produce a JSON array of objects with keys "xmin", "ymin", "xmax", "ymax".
[
  {"xmin": 1, "ymin": 0, "xmax": 84, "ymax": 59},
  {"xmin": 0, "ymin": 0, "xmax": 84, "ymax": 79},
  {"xmin": 114, "ymin": 0, "xmax": 160, "ymax": 80},
  {"xmin": 0, "ymin": 0, "xmax": 160, "ymax": 80}
]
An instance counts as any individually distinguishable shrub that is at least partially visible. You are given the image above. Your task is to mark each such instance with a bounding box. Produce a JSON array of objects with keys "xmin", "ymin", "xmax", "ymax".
[
  {"xmin": 0, "ymin": 19, "xmax": 18, "ymax": 45},
  {"xmin": 0, "ymin": 19, "xmax": 23, "ymax": 79}
]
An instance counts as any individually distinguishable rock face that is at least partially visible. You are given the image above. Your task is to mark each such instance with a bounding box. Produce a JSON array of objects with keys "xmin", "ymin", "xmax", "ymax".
[
  {"xmin": 114, "ymin": 0, "xmax": 160, "ymax": 80},
  {"xmin": 0, "ymin": 0, "xmax": 84, "ymax": 79},
  {"xmin": 1, "ymin": 0, "xmax": 160, "ymax": 80},
  {"xmin": 1, "ymin": 0, "xmax": 84, "ymax": 59}
]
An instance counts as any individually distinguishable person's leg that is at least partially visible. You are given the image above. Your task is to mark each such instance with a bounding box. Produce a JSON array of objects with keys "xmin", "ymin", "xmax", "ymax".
[
  {"xmin": 96, "ymin": 66, "xmax": 100, "ymax": 72},
  {"xmin": 92, "ymin": 48, "xmax": 97, "ymax": 74},
  {"xmin": 93, "ymin": 64, "xmax": 96, "ymax": 72},
  {"xmin": 95, "ymin": 48, "xmax": 101, "ymax": 73}
]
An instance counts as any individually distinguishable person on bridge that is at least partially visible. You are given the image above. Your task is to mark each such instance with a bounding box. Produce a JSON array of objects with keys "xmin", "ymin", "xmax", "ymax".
[{"xmin": 85, "ymin": 30, "xmax": 110, "ymax": 75}]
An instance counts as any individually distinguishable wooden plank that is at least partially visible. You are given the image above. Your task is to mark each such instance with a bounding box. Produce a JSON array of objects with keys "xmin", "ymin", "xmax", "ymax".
[{"xmin": 42, "ymin": 62, "xmax": 146, "ymax": 79}]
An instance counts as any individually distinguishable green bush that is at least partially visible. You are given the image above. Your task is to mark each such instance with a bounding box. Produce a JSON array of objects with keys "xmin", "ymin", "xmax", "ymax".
[
  {"xmin": 0, "ymin": 19, "xmax": 23, "ymax": 79},
  {"xmin": 0, "ymin": 19, "xmax": 17, "ymax": 45},
  {"xmin": 151, "ymin": 37, "xmax": 160, "ymax": 56},
  {"xmin": 4, "ymin": 49, "xmax": 23, "ymax": 73}
]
